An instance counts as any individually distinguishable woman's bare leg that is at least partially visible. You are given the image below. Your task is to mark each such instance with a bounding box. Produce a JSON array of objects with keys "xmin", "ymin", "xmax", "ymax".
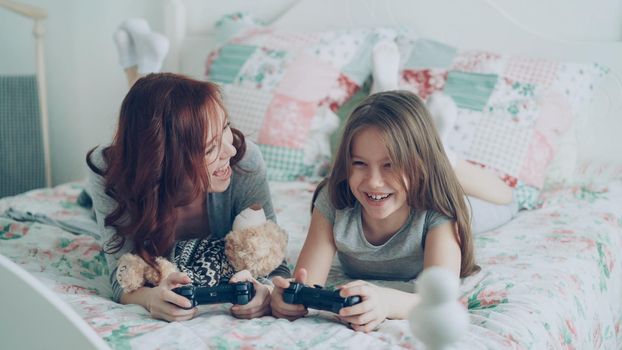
[{"xmin": 124, "ymin": 66, "xmax": 140, "ymax": 87}]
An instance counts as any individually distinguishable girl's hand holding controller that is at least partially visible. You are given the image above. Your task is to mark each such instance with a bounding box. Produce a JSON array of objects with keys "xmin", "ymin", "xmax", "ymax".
[
  {"xmin": 270, "ymin": 268, "xmax": 309, "ymax": 321},
  {"xmin": 336, "ymin": 280, "xmax": 389, "ymax": 333}
]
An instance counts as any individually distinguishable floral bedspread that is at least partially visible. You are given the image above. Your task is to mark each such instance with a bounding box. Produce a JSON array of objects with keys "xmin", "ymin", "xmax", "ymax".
[{"xmin": 1, "ymin": 180, "xmax": 621, "ymax": 349}]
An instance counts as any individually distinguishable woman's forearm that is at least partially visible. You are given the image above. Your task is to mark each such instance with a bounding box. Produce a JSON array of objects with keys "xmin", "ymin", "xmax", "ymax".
[{"xmin": 119, "ymin": 286, "xmax": 153, "ymax": 310}]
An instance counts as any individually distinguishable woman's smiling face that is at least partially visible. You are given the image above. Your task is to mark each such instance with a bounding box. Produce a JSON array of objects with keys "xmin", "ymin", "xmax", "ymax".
[{"xmin": 204, "ymin": 109, "xmax": 237, "ymax": 193}]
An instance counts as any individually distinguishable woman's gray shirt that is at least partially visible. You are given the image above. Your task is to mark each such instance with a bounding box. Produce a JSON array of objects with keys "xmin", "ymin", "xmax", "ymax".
[{"xmin": 87, "ymin": 141, "xmax": 289, "ymax": 302}]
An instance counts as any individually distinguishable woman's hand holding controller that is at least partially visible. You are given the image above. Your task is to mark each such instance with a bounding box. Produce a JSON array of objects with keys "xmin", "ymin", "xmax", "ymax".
[{"xmin": 122, "ymin": 271, "xmax": 198, "ymax": 322}]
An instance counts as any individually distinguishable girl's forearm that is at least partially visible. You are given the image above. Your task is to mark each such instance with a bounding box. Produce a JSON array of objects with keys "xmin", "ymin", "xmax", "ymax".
[{"xmin": 381, "ymin": 287, "xmax": 421, "ymax": 319}]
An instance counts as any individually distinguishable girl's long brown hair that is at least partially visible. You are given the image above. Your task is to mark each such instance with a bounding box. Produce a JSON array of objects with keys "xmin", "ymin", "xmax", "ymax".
[
  {"xmin": 87, "ymin": 73, "xmax": 246, "ymax": 273},
  {"xmin": 322, "ymin": 90, "xmax": 479, "ymax": 277}
]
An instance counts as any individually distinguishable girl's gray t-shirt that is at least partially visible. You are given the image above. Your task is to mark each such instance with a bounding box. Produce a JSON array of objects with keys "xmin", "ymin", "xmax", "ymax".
[
  {"xmin": 314, "ymin": 186, "xmax": 451, "ymax": 281},
  {"xmin": 87, "ymin": 141, "xmax": 288, "ymax": 302}
]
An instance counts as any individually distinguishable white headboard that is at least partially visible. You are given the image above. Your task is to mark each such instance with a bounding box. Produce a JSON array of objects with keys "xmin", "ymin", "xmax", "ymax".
[
  {"xmin": 0, "ymin": 0, "xmax": 52, "ymax": 187},
  {"xmin": 164, "ymin": 0, "xmax": 622, "ymax": 165},
  {"xmin": 0, "ymin": 254, "xmax": 110, "ymax": 349}
]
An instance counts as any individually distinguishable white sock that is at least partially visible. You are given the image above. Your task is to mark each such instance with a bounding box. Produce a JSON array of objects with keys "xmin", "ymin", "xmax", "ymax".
[
  {"xmin": 444, "ymin": 148, "xmax": 457, "ymax": 168},
  {"xmin": 113, "ymin": 28, "xmax": 136, "ymax": 69},
  {"xmin": 303, "ymin": 105, "xmax": 340, "ymax": 166},
  {"xmin": 134, "ymin": 31, "xmax": 169, "ymax": 74},
  {"xmin": 426, "ymin": 92, "xmax": 458, "ymax": 167},
  {"xmin": 427, "ymin": 92, "xmax": 458, "ymax": 143},
  {"xmin": 370, "ymin": 39, "xmax": 400, "ymax": 94},
  {"xmin": 121, "ymin": 18, "xmax": 169, "ymax": 74}
]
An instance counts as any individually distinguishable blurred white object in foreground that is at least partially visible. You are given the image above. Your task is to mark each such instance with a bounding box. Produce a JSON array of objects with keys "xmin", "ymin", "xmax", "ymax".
[{"xmin": 409, "ymin": 266, "xmax": 469, "ymax": 350}]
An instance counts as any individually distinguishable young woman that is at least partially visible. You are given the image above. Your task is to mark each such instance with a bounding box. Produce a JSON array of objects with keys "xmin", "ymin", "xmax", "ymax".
[
  {"xmin": 87, "ymin": 73, "xmax": 289, "ymax": 322},
  {"xmin": 271, "ymin": 90, "xmax": 482, "ymax": 332}
]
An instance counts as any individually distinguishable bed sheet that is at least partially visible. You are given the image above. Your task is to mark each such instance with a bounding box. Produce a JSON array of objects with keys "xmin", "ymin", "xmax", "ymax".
[{"xmin": 1, "ymin": 180, "xmax": 621, "ymax": 349}]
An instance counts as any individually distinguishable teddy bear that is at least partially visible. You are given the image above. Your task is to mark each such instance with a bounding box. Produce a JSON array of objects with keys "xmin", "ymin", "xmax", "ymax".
[{"xmin": 116, "ymin": 205, "xmax": 288, "ymax": 293}]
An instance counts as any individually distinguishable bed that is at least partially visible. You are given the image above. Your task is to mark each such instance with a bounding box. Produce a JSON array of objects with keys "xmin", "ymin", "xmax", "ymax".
[{"xmin": 2, "ymin": 0, "xmax": 622, "ymax": 349}]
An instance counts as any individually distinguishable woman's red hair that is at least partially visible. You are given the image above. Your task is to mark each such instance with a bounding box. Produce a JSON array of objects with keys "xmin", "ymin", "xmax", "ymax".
[{"xmin": 87, "ymin": 73, "xmax": 246, "ymax": 273}]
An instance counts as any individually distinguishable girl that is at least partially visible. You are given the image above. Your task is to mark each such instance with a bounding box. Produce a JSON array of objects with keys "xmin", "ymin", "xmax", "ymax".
[
  {"xmin": 86, "ymin": 73, "xmax": 289, "ymax": 322},
  {"xmin": 271, "ymin": 90, "xmax": 481, "ymax": 332}
]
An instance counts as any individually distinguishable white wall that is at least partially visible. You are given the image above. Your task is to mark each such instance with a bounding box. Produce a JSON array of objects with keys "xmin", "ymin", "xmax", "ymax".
[
  {"xmin": 1, "ymin": 0, "xmax": 163, "ymax": 185},
  {"xmin": 494, "ymin": 0, "xmax": 622, "ymax": 41},
  {"xmin": 1, "ymin": 0, "xmax": 621, "ymax": 186}
]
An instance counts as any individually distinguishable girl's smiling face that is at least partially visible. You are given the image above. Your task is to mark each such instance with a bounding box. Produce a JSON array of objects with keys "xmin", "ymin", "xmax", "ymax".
[{"xmin": 348, "ymin": 126, "xmax": 410, "ymax": 227}]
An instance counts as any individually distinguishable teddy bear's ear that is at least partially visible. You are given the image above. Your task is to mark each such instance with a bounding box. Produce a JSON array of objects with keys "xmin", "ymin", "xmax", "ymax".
[{"xmin": 116, "ymin": 254, "xmax": 148, "ymax": 293}]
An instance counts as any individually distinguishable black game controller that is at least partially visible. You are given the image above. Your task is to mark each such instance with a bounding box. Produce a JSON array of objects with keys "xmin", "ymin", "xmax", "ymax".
[
  {"xmin": 173, "ymin": 282, "xmax": 255, "ymax": 308},
  {"xmin": 282, "ymin": 282, "xmax": 361, "ymax": 314}
]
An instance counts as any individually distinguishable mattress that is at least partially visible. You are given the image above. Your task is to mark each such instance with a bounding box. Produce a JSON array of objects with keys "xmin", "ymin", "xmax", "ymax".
[{"xmin": 0, "ymin": 179, "xmax": 621, "ymax": 349}]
